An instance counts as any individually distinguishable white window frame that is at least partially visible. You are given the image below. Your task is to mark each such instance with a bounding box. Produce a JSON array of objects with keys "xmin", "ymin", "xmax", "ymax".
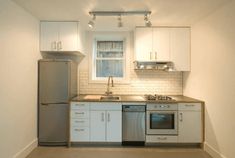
[{"xmin": 89, "ymin": 33, "xmax": 130, "ymax": 84}]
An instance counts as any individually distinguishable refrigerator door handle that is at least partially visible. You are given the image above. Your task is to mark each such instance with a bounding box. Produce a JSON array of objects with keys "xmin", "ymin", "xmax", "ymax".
[{"xmin": 41, "ymin": 103, "xmax": 49, "ymax": 106}]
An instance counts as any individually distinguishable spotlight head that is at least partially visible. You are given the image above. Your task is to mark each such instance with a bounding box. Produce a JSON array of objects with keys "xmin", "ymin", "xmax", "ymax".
[
  {"xmin": 145, "ymin": 20, "xmax": 152, "ymax": 27},
  {"xmin": 118, "ymin": 21, "xmax": 123, "ymax": 27},
  {"xmin": 144, "ymin": 14, "xmax": 152, "ymax": 27},
  {"xmin": 88, "ymin": 20, "xmax": 94, "ymax": 28},
  {"xmin": 88, "ymin": 14, "xmax": 96, "ymax": 28},
  {"xmin": 117, "ymin": 15, "xmax": 123, "ymax": 27}
]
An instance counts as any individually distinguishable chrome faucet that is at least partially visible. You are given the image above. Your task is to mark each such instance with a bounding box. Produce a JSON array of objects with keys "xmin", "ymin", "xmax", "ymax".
[{"xmin": 105, "ymin": 76, "xmax": 114, "ymax": 95}]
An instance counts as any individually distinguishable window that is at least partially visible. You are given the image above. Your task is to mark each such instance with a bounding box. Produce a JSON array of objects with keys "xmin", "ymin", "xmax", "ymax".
[{"xmin": 92, "ymin": 39, "xmax": 126, "ymax": 81}]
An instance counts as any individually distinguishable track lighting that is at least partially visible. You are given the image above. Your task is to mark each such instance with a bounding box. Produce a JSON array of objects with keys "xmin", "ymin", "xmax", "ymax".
[
  {"xmin": 88, "ymin": 15, "xmax": 96, "ymax": 28},
  {"xmin": 144, "ymin": 14, "xmax": 152, "ymax": 27},
  {"xmin": 88, "ymin": 11, "xmax": 151, "ymax": 28},
  {"xmin": 117, "ymin": 15, "xmax": 123, "ymax": 27}
]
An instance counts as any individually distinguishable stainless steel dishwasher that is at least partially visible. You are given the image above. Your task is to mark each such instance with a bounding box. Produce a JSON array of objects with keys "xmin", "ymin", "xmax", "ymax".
[{"xmin": 122, "ymin": 104, "xmax": 146, "ymax": 145}]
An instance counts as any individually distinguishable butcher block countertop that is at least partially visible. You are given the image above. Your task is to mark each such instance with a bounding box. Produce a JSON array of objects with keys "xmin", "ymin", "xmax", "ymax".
[{"xmin": 71, "ymin": 94, "xmax": 203, "ymax": 103}]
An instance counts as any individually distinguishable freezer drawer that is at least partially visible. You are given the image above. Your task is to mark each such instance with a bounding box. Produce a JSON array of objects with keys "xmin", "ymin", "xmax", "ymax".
[{"xmin": 38, "ymin": 103, "xmax": 68, "ymax": 144}]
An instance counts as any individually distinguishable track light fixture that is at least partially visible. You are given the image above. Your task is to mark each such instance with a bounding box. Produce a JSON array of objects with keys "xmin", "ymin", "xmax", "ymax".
[
  {"xmin": 88, "ymin": 14, "xmax": 96, "ymax": 28},
  {"xmin": 88, "ymin": 11, "xmax": 152, "ymax": 28},
  {"xmin": 117, "ymin": 15, "xmax": 123, "ymax": 27},
  {"xmin": 144, "ymin": 14, "xmax": 152, "ymax": 27}
]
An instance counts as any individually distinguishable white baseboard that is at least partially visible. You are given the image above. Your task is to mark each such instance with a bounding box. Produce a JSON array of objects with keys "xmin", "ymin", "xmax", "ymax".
[
  {"xmin": 204, "ymin": 142, "xmax": 226, "ymax": 158},
  {"xmin": 13, "ymin": 138, "xmax": 38, "ymax": 158}
]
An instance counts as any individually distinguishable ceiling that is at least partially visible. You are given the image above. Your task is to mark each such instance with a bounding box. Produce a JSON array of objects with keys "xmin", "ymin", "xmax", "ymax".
[{"xmin": 13, "ymin": 0, "xmax": 231, "ymax": 31}]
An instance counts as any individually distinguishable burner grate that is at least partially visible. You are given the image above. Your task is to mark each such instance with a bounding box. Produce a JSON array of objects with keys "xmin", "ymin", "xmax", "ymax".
[{"xmin": 145, "ymin": 94, "xmax": 174, "ymax": 101}]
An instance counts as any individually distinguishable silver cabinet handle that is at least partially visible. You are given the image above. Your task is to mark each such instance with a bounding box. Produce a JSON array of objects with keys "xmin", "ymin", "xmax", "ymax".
[
  {"xmin": 57, "ymin": 41, "xmax": 62, "ymax": 50},
  {"xmin": 159, "ymin": 105, "xmax": 170, "ymax": 108},
  {"xmin": 158, "ymin": 137, "xmax": 167, "ymax": 140},
  {"xmin": 180, "ymin": 113, "xmax": 183, "ymax": 122},
  {"xmin": 75, "ymin": 112, "xmax": 84, "ymax": 115},
  {"xmin": 107, "ymin": 113, "xmax": 110, "ymax": 122},
  {"xmin": 75, "ymin": 104, "xmax": 85, "ymax": 106},
  {"xmin": 101, "ymin": 112, "xmax": 105, "ymax": 122},
  {"xmin": 74, "ymin": 128, "xmax": 84, "ymax": 132},
  {"xmin": 185, "ymin": 104, "xmax": 195, "ymax": 107},
  {"xmin": 74, "ymin": 120, "xmax": 85, "ymax": 123},
  {"xmin": 52, "ymin": 41, "xmax": 57, "ymax": 50},
  {"xmin": 155, "ymin": 52, "xmax": 157, "ymax": 60},
  {"xmin": 149, "ymin": 52, "xmax": 152, "ymax": 60}
]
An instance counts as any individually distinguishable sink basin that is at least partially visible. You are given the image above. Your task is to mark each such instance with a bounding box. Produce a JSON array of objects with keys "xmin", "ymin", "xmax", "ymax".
[{"xmin": 100, "ymin": 96, "xmax": 121, "ymax": 101}]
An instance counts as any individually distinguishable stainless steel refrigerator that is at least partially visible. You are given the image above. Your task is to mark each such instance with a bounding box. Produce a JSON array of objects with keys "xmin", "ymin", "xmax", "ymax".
[{"xmin": 38, "ymin": 59, "xmax": 77, "ymax": 145}]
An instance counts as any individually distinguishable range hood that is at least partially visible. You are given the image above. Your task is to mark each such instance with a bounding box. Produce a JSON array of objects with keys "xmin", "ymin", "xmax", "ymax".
[{"xmin": 133, "ymin": 61, "xmax": 174, "ymax": 71}]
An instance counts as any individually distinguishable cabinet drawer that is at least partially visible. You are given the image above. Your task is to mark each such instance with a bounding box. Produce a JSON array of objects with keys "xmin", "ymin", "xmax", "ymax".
[
  {"xmin": 90, "ymin": 102, "xmax": 122, "ymax": 111},
  {"xmin": 70, "ymin": 127, "xmax": 89, "ymax": 142},
  {"xmin": 71, "ymin": 110, "xmax": 89, "ymax": 118},
  {"xmin": 178, "ymin": 103, "xmax": 201, "ymax": 111},
  {"xmin": 71, "ymin": 118, "xmax": 89, "ymax": 127},
  {"xmin": 71, "ymin": 102, "xmax": 89, "ymax": 110},
  {"xmin": 146, "ymin": 135, "xmax": 178, "ymax": 143}
]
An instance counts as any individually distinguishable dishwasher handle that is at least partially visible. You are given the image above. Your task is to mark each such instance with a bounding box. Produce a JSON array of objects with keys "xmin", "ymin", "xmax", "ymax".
[{"xmin": 122, "ymin": 105, "xmax": 146, "ymax": 112}]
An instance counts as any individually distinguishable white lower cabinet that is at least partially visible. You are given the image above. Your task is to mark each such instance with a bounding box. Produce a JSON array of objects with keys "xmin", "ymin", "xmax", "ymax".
[
  {"xmin": 90, "ymin": 103, "xmax": 122, "ymax": 142},
  {"xmin": 90, "ymin": 111, "xmax": 106, "ymax": 141},
  {"xmin": 70, "ymin": 102, "xmax": 122, "ymax": 143},
  {"xmin": 70, "ymin": 102, "xmax": 90, "ymax": 142},
  {"xmin": 178, "ymin": 103, "xmax": 202, "ymax": 143},
  {"xmin": 106, "ymin": 111, "xmax": 122, "ymax": 142}
]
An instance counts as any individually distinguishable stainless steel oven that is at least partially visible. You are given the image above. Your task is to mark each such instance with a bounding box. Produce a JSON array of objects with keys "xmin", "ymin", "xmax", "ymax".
[{"xmin": 146, "ymin": 104, "xmax": 178, "ymax": 135}]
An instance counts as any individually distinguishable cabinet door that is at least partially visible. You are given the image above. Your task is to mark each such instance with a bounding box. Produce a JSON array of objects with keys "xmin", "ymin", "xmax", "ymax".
[
  {"xmin": 40, "ymin": 22, "xmax": 58, "ymax": 51},
  {"xmin": 58, "ymin": 22, "xmax": 78, "ymax": 51},
  {"xmin": 170, "ymin": 28, "xmax": 190, "ymax": 71},
  {"xmin": 153, "ymin": 28, "xmax": 170, "ymax": 61},
  {"xmin": 90, "ymin": 111, "xmax": 106, "ymax": 142},
  {"xmin": 178, "ymin": 111, "xmax": 202, "ymax": 143},
  {"xmin": 135, "ymin": 28, "xmax": 153, "ymax": 61},
  {"xmin": 106, "ymin": 111, "xmax": 122, "ymax": 142}
]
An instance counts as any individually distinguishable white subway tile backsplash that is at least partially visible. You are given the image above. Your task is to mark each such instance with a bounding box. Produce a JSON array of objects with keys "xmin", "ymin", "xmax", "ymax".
[{"xmin": 79, "ymin": 70, "xmax": 183, "ymax": 95}]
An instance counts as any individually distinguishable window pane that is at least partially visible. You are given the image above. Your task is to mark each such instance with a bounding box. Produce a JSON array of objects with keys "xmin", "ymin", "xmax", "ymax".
[
  {"xmin": 97, "ymin": 51, "xmax": 123, "ymax": 58},
  {"xmin": 96, "ymin": 60, "xmax": 123, "ymax": 77},
  {"xmin": 97, "ymin": 41, "xmax": 123, "ymax": 51}
]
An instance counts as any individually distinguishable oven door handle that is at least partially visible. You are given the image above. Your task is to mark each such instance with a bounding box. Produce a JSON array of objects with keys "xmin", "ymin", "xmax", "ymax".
[{"xmin": 179, "ymin": 112, "xmax": 183, "ymax": 122}]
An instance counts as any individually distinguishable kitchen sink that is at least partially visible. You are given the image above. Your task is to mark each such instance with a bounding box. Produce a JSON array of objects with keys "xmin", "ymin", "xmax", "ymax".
[{"xmin": 100, "ymin": 95, "xmax": 121, "ymax": 101}]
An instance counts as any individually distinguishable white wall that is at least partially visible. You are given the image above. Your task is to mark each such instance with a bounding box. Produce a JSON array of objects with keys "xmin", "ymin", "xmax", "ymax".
[
  {"xmin": 183, "ymin": 1, "xmax": 235, "ymax": 158},
  {"xmin": 0, "ymin": 0, "xmax": 41, "ymax": 158}
]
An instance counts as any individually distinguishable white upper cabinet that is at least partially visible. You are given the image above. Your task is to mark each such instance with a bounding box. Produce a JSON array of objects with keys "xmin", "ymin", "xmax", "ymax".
[
  {"xmin": 135, "ymin": 27, "xmax": 191, "ymax": 71},
  {"xmin": 40, "ymin": 21, "xmax": 83, "ymax": 53},
  {"xmin": 135, "ymin": 28, "xmax": 152, "ymax": 61},
  {"xmin": 135, "ymin": 27, "xmax": 170, "ymax": 61},
  {"xmin": 153, "ymin": 28, "xmax": 170, "ymax": 61},
  {"xmin": 170, "ymin": 28, "xmax": 191, "ymax": 71}
]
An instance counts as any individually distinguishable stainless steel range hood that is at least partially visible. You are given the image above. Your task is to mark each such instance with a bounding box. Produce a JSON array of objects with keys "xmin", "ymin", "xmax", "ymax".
[{"xmin": 133, "ymin": 61, "xmax": 174, "ymax": 71}]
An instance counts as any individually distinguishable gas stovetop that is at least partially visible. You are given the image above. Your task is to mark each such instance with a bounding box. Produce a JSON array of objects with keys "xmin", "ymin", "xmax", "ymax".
[{"xmin": 144, "ymin": 94, "xmax": 175, "ymax": 101}]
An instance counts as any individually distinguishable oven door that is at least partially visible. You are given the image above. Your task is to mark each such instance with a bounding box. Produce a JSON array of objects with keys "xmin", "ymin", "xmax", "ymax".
[{"xmin": 146, "ymin": 111, "xmax": 178, "ymax": 135}]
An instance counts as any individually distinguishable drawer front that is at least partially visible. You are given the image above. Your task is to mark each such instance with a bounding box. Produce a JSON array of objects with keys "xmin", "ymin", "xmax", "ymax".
[
  {"xmin": 71, "ymin": 102, "xmax": 90, "ymax": 110},
  {"xmin": 70, "ymin": 127, "xmax": 89, "ymax": 142},
  {"xmin": 71, "ymin": 118, "xmax": 89, "ymax": 127},
  {"xmin": 90, "ymin": 102, "xmax": 122, "ymax": 111},
  {"xmin": 71, "ymin": 110, "xmax": 89, "ymax": 118},
  {"xmin": 178, "ymin": 103, "xmax": 201, "ymax": 111},
  {"xmin": 146, "ymin": 135, "xmax": 178, "ymax": 143}
]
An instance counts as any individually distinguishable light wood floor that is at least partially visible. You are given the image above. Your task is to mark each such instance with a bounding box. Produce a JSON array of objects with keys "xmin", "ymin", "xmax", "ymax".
[{"xmin": 26, "ymin": 146, "xmax": 212, "ymax": 158}]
